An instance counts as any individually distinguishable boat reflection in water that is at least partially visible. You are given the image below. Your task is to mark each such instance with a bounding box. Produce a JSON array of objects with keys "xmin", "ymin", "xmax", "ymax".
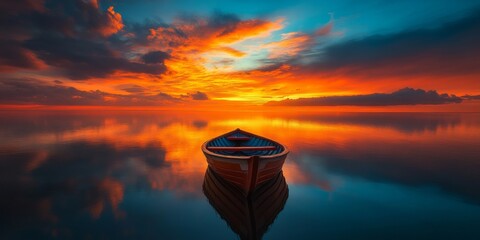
[{"xmin": 203, "ymin": 167, "xmax": 289, "ymax": 240}]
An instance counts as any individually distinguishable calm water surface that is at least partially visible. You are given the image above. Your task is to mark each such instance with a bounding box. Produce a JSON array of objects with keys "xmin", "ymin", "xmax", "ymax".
[{"xmin": 1, "ymin": 110, "xmax": 479, "ymax": 239}]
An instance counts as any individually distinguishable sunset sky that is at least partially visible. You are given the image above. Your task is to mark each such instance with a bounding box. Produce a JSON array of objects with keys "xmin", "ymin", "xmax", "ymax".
[{"xmin": 1, "ymin": 0, "xmax": 479, "ymax": 109}]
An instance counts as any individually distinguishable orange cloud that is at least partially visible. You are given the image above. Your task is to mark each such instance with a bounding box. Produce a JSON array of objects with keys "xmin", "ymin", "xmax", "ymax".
[
  {"xmin": 98, "ymin": 6, "xmax": 124, "ymax": 37},
  {"xmin": 264, "ymin": 32, "xmax": 313, "ymax": 58},
  {"xmin": 147, "ymin": 26, "xmax": 186, "ymax": 44},
  {"xmin": 146, "ymin": 17, "xmax": 282, "ymax": 55},
  {"xmin": 86, "ymin": 0, "xmax": 99, "ymax": 9},
  {"xmin": 211, "ymin": 18, "xmax": 284, "ymax": 44},
  {"xmin": 88, "ymin": 178, "xmax": 124, "ymax": 219},
  {"xmin": 314, "ymin": 15, "xmax": 333, "ymax": 36},
  {"xmin": 214, "ymin": 46, "xmax": 246, "ymax": 57}
]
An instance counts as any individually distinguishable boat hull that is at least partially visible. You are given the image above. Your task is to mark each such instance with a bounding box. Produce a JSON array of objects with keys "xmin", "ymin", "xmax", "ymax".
[
  {"xmin": 202, "ymin": 129, "xmax": 288, "ymax": 194},
  {"xmin": 203, "ymin": 151, "xmax": 287, "ymax": 194}
]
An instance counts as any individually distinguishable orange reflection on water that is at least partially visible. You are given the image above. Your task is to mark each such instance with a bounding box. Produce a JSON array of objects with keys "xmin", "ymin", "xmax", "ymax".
[
  {"xmin": 2, "ymin": 110, "xmax": 479, "ymax": 220},
  {"xmin": 88, "ymin": 178, "xmax": 125, "ymax": 219}
]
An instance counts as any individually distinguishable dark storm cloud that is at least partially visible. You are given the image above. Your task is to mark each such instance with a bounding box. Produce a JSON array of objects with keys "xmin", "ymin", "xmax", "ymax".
[
  {"xmin": 190, "ymin": 91, "xmax": 209, "ymax": 100},
  {"xmin": 157, "ymin": 92, "xmax": 178, "ymax": 101},
  {"xmin": 298, "ymin": 9, "xmax": 480, "ymax": 77},
  {"xmin": 119, "ymin": 84, "xmax": 146, "ymax": 93},
  {"xmin": 174, "ymin": 11, "xmax": 240, "ymax": 36},
  {"xmin": 207, "ymin": 11, "xmax": 240, "ymax": 35},
  {"xmin": 141, "ymin": 51, "xmax": 170, "ymax": 64},
  {"xmin": 0, "ymin": 0, "xmax": 168, "ymax": 79},
  {"xmin": 24, "ymin": 35, "xmax": 166, "ymax": 79},
  {"xmin": 126, "ymin": 19, "xmax": 186, "ymax": 48},
  {"xmin": 462, "ymin": 94, "xmax": 480, "ymax": 100},
  {"xmin": 0, "ymin": 78, "xmax": 99, "ymax": 105},
  {"xmin": 0, "ymin": 40, "xmax": 40, "ymax": 70},
  {"xmin": 192, "ymin": 120, "xmax": 208, "ymax": 129},
  {"xmin": 267, "ymin": 88, "xmax": 462, "ymax": 106},
  {"xmin": 0, "ymin": 78, "xmax": 180, "ymax": 105},
  {"xmin": 0, "ymin": 0, "xmax": 45, "ymax": 14}
]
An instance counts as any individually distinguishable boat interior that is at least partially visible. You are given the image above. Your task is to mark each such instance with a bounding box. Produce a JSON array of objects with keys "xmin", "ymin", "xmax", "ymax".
[{"xmin": 206, "ymin": 130, "xmax": 285, "ymax": 156}]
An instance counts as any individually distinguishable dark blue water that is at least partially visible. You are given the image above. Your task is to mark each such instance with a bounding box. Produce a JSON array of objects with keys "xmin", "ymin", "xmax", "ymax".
[{"xmin": 0, "ymin": 111, "xmax": 479, "ymax": 239}]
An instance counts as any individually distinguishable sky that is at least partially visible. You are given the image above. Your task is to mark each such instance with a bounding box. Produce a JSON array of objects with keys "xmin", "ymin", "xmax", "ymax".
[{"xmin": 0, "ymin": 0, "xmax": 479, "ymax": 109}]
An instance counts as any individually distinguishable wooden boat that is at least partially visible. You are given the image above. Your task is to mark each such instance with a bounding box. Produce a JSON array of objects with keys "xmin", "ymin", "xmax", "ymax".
[
  {"xmin": 201, "ymin": 129, "xmax": 289, "ymax": 194},
  {"xmin": 203, "ymin": 167, "xmax": 288, "ymax": 240}
]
